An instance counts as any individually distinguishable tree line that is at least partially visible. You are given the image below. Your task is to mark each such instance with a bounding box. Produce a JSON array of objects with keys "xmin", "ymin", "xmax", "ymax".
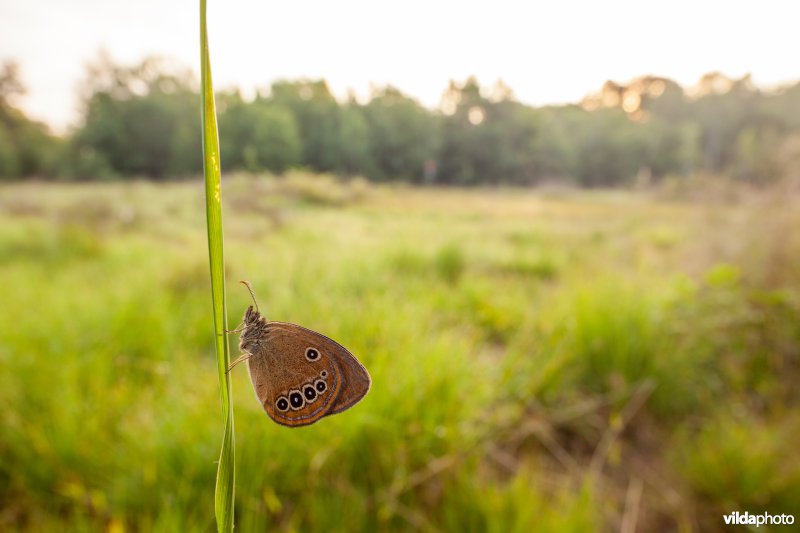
[{"xmin": 2, "ymin": 56, "xmax": 800, "ymax": 186}]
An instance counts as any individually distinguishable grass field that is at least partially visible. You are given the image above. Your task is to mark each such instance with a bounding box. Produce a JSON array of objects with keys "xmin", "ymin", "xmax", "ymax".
[{"xmin": 1, "ymin": 174, "xmax": 798, "ymax": 531}]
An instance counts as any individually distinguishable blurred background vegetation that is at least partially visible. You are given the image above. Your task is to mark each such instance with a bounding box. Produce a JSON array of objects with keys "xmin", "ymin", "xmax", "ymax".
[
  {"xmin": 1, "ymin": 47, "xmax": 800, "ymax": 532},
  {"xmin": 3, "ymin": 55, "xmax": 800, "ymax": 187}
]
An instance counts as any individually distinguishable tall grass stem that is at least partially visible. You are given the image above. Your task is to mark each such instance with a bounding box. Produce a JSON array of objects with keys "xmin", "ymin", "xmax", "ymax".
[{"xmin": 200, "ymin": 1, "xmax": 235, "ymax": 530}]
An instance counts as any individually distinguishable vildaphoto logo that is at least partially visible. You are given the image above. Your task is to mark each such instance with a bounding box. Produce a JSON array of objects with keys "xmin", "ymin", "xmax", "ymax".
[{"xmin": 723, "ymin": 511, "xmax": 795, "ymax": 527}]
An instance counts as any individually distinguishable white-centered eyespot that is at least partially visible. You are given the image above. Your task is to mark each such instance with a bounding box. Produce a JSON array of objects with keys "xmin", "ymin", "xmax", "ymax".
[
  {"xmin": 305, "ymin": 347, "xmax": 320, "ymax": 361},
  {"xmin": 276, "ymin": 396, "xmax": 290, "ymax": 412},
  {"xmin": 288, "ymin": 390, "xmax": 305, "ymax": 410},
  {"xmin": 303, "ymin": 384, "xmax": 318, "ymax": 403}
]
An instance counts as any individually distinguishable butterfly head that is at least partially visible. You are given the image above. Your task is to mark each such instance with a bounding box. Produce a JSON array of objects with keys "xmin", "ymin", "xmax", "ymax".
[{"xmin": 239, "ymin": 305, "xmax": 267, "ymax": 354}]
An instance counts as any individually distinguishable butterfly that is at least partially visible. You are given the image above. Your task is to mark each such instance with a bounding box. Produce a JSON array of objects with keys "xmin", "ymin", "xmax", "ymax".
[{"xmin": 229, "ymin": 281, "xmax": 371, "ymax": 427}]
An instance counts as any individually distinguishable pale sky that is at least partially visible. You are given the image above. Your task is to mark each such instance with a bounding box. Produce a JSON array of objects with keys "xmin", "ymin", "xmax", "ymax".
[{"xmin": 1, "ymin": 0, "xmax": 798, "ymax": 133}]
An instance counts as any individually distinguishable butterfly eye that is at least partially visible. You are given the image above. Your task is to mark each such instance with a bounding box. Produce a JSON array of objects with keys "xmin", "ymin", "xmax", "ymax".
[
  {"xmin": 276, "ymin": 396, "xmax": 289, "ymax": 412},
  {"xmin": 303, "ymin": 384, "xmax": 317, "ymax": 402},
  {"xmin": 243, "ymin": 339, "xmax": 259, "ymax": 352},
  {"xmin": 305, "ymin": 347, "xmax": 320, "ymax": 361},
  {"xmin": 315, "ymin": 379, "xmax": 327, "ymax": 393},
  {"xmin": 289, "ymin": 390, "xmax": 305, "ymax": 410}
]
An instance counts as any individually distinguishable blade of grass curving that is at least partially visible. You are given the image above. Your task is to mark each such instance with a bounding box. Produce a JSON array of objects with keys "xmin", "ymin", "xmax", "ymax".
[{"xmin": 200, "ymin": 1, "xmax": 235, "ymax": 531}]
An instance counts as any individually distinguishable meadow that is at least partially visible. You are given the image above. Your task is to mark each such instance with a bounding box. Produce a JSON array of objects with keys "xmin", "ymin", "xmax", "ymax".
[{"xmin": 0, "ymin": 174, "xmax": 798, "ymax": 531}]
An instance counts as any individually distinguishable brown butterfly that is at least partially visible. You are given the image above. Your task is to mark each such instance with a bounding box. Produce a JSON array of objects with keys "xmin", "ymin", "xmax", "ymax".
[{"xmin": 229, "ymin": 281, "xmax": 371, "ymax": 427}]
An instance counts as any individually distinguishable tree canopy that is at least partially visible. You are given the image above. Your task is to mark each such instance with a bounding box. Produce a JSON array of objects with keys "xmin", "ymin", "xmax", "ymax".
[{"xmin": 3, "ymin": 56, "xmax": 800, "ymax": 186}]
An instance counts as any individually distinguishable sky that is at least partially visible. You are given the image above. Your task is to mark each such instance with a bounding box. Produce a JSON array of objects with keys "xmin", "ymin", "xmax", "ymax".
[{"xmin": 1, "ymin": 0, "xmax": 798, "ymax": 132}]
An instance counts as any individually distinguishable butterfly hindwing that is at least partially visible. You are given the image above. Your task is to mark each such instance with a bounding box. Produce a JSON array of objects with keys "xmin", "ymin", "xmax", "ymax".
[
  {"xmin": 246, "ymin": 321, "xmax": 370, "ymax": 427},
  {"xmin": 328, "ymin": 336, "xmax": 371, "ymax": 415}
]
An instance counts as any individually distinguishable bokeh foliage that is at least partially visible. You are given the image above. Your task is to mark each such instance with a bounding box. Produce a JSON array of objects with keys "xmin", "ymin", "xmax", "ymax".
[
  {"xmin": 1, "ymin": 178, "xmax": 798, "ymax": 531},
  {"xmin": 4, "ymin": 57, "xmax": 800, "ymax": 186}
]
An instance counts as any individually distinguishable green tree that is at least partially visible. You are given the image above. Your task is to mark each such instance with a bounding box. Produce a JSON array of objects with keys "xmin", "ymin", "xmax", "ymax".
[
  {"xmin": 336, "ymin": 101, "xmax": 372, "ymax": 177},
  {"xmin": 362, "ymin": 87, "xmax": 439, "ymax": 182},
  {"xmin": 72, "ymin": 55, "xmax": 201, "ymax": 179},
  {"xmin": 439, "ymin": 78, "xmax": 552, "ymax": 185},
  {"xmin": 270, "ymin": 80, "xmax": 341, "ymax": 172},
  {"xmin": 0, "ymin": 61, "xmax": 60, "ymax": 179},
  {"xmin": 219, "ymin": 92, "xmax": 301, "ymax": 173},
  {"xmin": 570, "ymin": 109, "xmax": 647, "ymax": 187}
]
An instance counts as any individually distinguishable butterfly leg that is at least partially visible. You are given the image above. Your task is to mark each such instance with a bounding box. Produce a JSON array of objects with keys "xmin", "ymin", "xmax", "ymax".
[{"xmin": 226, "ymin": 352, "xmax": 252, "ymax": 373}]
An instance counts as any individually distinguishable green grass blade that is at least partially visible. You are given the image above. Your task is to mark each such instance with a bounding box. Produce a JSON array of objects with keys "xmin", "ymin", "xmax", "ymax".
[{"xmin": 200, "ymin": 1, "xmax": 235, "ymax": 531}]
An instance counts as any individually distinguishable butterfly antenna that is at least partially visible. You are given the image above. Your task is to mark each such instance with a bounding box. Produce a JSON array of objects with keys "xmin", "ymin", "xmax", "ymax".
[
  {"xmin": 240, "ymin": 280, "xmax": 260, "ymax": 313},
  {"xmin": 224, "ymin": 323, "xmax": 245, "ymax": 334}
]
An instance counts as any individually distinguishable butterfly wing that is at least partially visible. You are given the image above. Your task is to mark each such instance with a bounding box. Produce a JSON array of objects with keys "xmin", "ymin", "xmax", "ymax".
[
  {"xmin": 246, "ymin": 321, "xmax": 370, "ymax": 427},
  {"xmin": 326, "ymin": 335, "xmax": 371, "ymax": 415}
]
